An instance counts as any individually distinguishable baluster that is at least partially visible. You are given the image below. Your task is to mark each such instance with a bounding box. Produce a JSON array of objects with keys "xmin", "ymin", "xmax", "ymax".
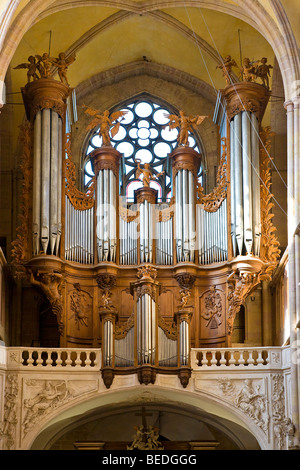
[
  {"xmin": 75, "ymin": 351, "xmax": 82, "ymax": 368},
  {"xmin": 36, "ymin": 351, "xmax": 43, "ymax": 367},
  {"xmin": 247, "ymin": 350, "xmax": 255, "ymax": 367},
  {"xmin": 238, "ymin": 350, "xmax": 245, "ymax": 366},
  {"xmin": 46, "ymin": 350, "xmax": 52, "ymax": 367},
  {"xmin": 228, "ymin": 351, "xmax": 236, "ymax": 367},
  {"xmin": 211, "ymin": 350, "xmax": 218, "ymax": 366},
  {"xmin": 257, "ymin": 349, "xmax": 264, "ymax": 365},
  {"xmin": 65, "ymin": 351, "xmax": 73, "ymax": 368},
  {"xmin": 202, "ymin": 350, "xmax": 209, "ymax": 367},
  {"xmin": 220, "ymin": 350, "xmax": 227, "ymax": 366},
  {"xmin": 27, "ymin": 351, "xmax": 34, "ymax": 367},
  {"xmin": 56, "ymin": 351, "xmax": 63, "ymax": 367},
  {"xmin": 86, "ymin": 352, "xmax": 92, "ymax": 367}
]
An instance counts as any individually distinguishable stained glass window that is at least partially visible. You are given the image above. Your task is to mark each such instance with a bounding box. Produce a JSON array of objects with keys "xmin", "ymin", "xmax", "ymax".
[{"xmin": 84, "ymin": 97, "xmax": 204, "ymax": 201}]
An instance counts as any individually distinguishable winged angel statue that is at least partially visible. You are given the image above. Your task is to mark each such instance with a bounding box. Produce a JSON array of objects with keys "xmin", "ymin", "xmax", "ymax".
[
  {"xmin": 164, "ymin": 110, "xmax": 208, "ymax": 147},
  {"xmin": 83, "ymin": 105, "xmax": 127, "ymax": 147}
]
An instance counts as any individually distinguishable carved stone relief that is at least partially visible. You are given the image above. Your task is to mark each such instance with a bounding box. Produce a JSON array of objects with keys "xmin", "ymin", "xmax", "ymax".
[
  {"xmin": 271, "ymin": 374, "xmax": 295, "ymax": 449},
  {"xmin": 22, "ymin": 379, "xmax": 98, "ymax": 439},
  {"xmin": 0, "ymin": 375, "xmax": 18, "ymax": 450}
]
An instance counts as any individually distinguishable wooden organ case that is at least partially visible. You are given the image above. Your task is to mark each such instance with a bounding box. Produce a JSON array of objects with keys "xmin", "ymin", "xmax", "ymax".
[{"xmin": 12, "ymin": 75, "xmax": 280, "ymax": 389}]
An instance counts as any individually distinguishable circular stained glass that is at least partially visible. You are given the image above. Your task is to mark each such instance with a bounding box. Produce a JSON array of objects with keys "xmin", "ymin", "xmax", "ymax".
[
  {"xmin": 135, "ymin": 148, "xmax": 152, "ymax": 164},
  {"xmin": 138, "ymin": 127, "xmax": 150, "ymax": 140},
  {"xmin": 135, "ymin": 102, "xmax": 152, "ymax": 118},
  {"xmin": 84, "ymin": 97, "xmax": 203, "ymax": 200}
]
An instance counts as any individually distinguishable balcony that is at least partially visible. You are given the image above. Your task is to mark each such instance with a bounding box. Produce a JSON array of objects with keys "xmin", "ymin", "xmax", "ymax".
[{"xmin": 0, "ymin": 344, "xmax": 294, "ymax": 450}]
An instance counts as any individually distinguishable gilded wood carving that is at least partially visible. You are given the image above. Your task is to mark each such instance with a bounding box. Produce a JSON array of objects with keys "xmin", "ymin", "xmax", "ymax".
[
  {"xmin": 197, "ymin": 137, "xmax": 227, "ymax": 211},
  {"xmin": 164, "ymin": 111, "xmax": 207, "ymax": 147},
  {"xmin": 11, "ymin": 122, "xmax": 32, "ymax": 278},
  {"xmin": 65, "ymin": 133, "xmax": 95, "ymax": 210},
  {"xmin": 259, "ymin": 126, "xmax": 281, "ymax": 278}
]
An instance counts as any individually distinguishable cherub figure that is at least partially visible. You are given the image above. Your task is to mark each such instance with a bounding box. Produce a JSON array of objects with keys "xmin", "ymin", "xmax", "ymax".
[
  {"xmin": 240, "ymin": 57, "xmax": 260, "ymax": 82},
  {"xmin": 50, "ymin": 52, "xmax": 76, "ymax": 86},
  {"xmin": 136, "ymin": 161, "xmax": 164, "ymax": 187},
  {"xmin": 255, "ymin": 57, "xmax": 273, "ymax": 89},
  {"xmin": 83, "ymin": 105, "xmax": 127, "ymax": 147},
  {"xmin": 164, "ymin": 110, "xmax": 208, "ymax": 147},
  {"xmin": 35, "ymin": 52, "xmax": 54, "ymax": 79},
  {"xmin": 216, "ymin": 55, "xmax": 238, "ymax": 85},
  {"xmin": 14, "ymin": 56, "xmax": 40, "ymax": 83},
  {"xmin": 101, "ymin": 289, "xmax": 115, "ymax": 311}
]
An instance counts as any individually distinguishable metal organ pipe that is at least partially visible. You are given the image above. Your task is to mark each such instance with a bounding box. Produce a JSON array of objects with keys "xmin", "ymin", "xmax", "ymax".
[
  {"xmin": 96, "ymin": 168, "xmax": 117, "ymax": 263},
  {"xmin": 230, "ymin": 111, "xmax": 261, "ymax": 256},
  {"xmin": 32, "ymin": 108, "xmax": 63, "ymax": 256},
  {"xmin": 175, "ymin": 169, "xmax": 196, "ymax": 263}
]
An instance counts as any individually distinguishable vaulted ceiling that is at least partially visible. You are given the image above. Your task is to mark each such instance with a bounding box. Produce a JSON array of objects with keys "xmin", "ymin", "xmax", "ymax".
[{"xmin": 8, "ymin": 2, "xmax": 276, "ymax": 142}]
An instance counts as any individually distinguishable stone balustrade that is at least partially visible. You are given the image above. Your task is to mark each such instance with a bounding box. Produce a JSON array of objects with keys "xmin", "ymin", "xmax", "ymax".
[
  {"xmin": 0, "ymin": 346, "xmax": 101, "ymax": 371},
  {"xmin": 191, "ymin": 346, "xmax": 291, "ymax": 370}
]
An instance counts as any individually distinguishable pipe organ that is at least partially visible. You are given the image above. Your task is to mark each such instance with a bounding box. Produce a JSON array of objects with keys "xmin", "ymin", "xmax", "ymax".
[{"xmin": 14, "ymin": 72, "xmax": 280, "ymax": 389}]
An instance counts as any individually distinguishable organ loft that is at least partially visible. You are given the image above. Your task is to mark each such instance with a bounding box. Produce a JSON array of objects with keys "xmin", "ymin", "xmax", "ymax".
[{"xmin": 11, "ymin": 51, "xmax": 280, "ymax": 390}]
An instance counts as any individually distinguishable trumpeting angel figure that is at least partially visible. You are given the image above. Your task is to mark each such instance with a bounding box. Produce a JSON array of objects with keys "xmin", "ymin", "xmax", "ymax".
[
  {"xmin": 82, "ymin": 105, "xmax": 127, "ymax": 147},
  {"xmin": 14, "ymin": 56, "xmax": 40, "ymax": 83},
  {"xmin": 164, "ymin": 110, "xmax": 208, "ymax": 147}
]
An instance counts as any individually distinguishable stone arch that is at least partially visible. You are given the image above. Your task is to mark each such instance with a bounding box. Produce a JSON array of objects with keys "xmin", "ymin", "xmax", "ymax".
[{"xmin": 24, "ymin": 381, "xmax": 268, "ymax": 450}]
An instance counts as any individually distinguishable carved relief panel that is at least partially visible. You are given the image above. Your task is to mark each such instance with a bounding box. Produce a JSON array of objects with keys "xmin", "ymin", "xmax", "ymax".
[
  {"xmin": 66, "ymin": 283, "xmax": 93, "ymax": 341},
  {"xmin": 199, "ymin": 285, "xmax": 226, "ymax": 344}
]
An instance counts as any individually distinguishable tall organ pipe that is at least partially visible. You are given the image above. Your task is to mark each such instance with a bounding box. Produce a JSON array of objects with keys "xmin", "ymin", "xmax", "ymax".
[{"xmin": 33, "ymin": 108, "xmax": 63, "ymax": 255}]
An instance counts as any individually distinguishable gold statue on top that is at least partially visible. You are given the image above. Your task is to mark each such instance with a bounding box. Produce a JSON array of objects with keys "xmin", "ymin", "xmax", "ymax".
[
  {"xmin": 50, "ymin": 52, "xmax": 76, "ymax": 86},
  {"xmin": 14, "ymin": 56, "xmax": 40, "ymax": 83},
  {"xmin": 216, "ymin": 55, "xmax": 238, "ymax": 85},
  {"xmin": 83, "ymin": 106, "xmax": 127, "ymax": 147},
  {"xmin": 255, "ymin": 57, "xmax": 273, "ymax": 89},
  {"xmin": 14, "ymin": 51, "xmax": 76, "ymax": 86},
  {"xmin": 240, "ymin": 57, "xmax": 260, "ymax": 83},
  {"xmin": 136, "ymin": 161, "xmax": 164, "ymax": 187},
  {"xmin": 35, "ymin": 52, "xmax": 54, "ymax": 79},
  {"xmin": 240, "ymin": 57, "xmax": 273, "ymax": 89},
  {"xmin": 164, "ymin": 110, "xmax": 208, "ymax": 147}
]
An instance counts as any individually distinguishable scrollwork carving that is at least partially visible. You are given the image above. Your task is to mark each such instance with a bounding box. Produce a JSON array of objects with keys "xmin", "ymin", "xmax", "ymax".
[
  {"xmin": 11, "ymin": 122, "xmax": 32, "ymax": 278},
  {"xmin": 69, "ymin": 283, "xmax": 91, "ymax": 329},
  {"xmin": 201, "ymin": 286, "xmax": 223, "ymax": 329},
  {"xmin": 259, "ymin": 127, "xmax": 281, "ymax": 278},
  {"xmin": 65, "ymin": 133, "xmax": 95, "ymax": 210},
  {"xmin": 197, "ymin": 138, "xmax": 227, "ymax": 212}
]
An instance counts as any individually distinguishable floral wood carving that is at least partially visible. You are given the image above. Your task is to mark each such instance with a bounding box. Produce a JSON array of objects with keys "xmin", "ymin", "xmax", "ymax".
[
  {"xmin": 137, "ymin": 265, "xmax": 157, "ymax": 280},
  {"xmin": 158, "ymin": 313, "xmax": 177, "ymax": 340},
  {"xmin": 11, "ymin": 122, "xmax": 32, "ymax": 278},
  {"xmin": 197, "ymin": 137, "xmax": 228, "ymax": 212},
  {"xmin": 259, "ymin": 127, "xmax": 281, "ymax": 279},
  {"xmin": 65, "ymin": 133, "xmax": 95, "ymax": 210},
  {"xmin": 30, "ymin": 270, "xmax": 64, "ymax": 335},
  {"xmin": 96, "ymin": 274, "xmax": 117, "ymax": 311},
  {"xmin": 115, "ymin": 313, "xmax": 134, "ymax": 340}
]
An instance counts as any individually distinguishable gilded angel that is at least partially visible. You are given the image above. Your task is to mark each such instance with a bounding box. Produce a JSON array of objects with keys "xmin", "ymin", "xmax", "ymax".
[
  {"xmin": 136, "ymin": 160, "xmax": 164, "ymax": 187},
  {"xmin": 14, "ymin": 56, "xmax": 40, "ymax": 83},
  {"xmin": 164, "ymin": 110, "xmax": 208, "ymax": 147},
  {"xmin": 83, "ymin": 106, "xmax": 127, "ymax": 147},
  {"xmin": 50, "ymin": 52, "xmax": 76, "ymax": 86}
]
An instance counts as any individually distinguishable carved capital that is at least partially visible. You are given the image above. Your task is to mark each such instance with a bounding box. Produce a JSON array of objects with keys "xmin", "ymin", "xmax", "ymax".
[
  {"xmin": 89, "ymin": 147, "xmax": 122, "ymax": 177},
  {"xmin": 170, "ymin": 146, "xmax": 201, "ymax": 177},
  {"xmin": 21, "ymin": 78, "xmax": 70, "ymax": 121},
  {"xmin": 222, "ymin": 82, "xmax": 271, "ymax": 123}
]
